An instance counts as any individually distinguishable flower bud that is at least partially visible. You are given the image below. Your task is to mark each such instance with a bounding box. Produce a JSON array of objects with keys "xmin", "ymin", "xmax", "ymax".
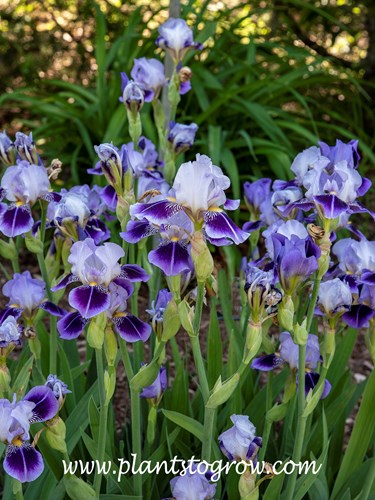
[
  {"xmin": 294, "ymin": 319, "xmax": 308, "ymax": 346},
  {"xmin": 25, "ymin": 233, "xmax": 44, "ymax": 254},
  {"xmin": 45, "ymin": 416, "xmax": 67, "ymax": 453},
  {"xmin": 64, "ymin": 475, "xmax": 96, "ymax": 499},
  {"xmin": 0, "ymin": 238, "xmax": 18, "ymax": 261},
  {"xmin": 190, "ymin": 231, "xmax": 214, "ymax": 282},
  {"xmin": 0, "ymin": 364, "xmax": 11, "ymax": 393},
  {"xmin": 161, "ymin": 299, "xmax": 180, "ymax": 341},
  {"xmin": 130, "ymin": 362, "xmax": 161, "ymax": 392},
  {"xmin": 206, "ymin": 373, "xmax": 240, "ymax": 409},
  {"xmin": 238, "ymin": 470, "xmax": 258, "ymax": 500},
  {"xmin": 104, "ymin": 325, "xmax": 118, "ymax": 366},
  {"xmin": 277, "ymin": 295, "xmax": 294, "ymax": 332},
  {"xmin": 87, "ymin": 312, "xmax": 107, "ymax": 349},
  {"xmin": 123, "ymin": 81, "xmax": 144, "ymax": 113},
  {"xmin": 104, "ymin": 366, "xmax": 116, "ymax": 405},
  {"xmin": 244, "ymin": 321, "xmax": 262, "ymax": 362},
  {"xmin": 178, "ymin": 300, "xmax": 194, "ymax": 336}
]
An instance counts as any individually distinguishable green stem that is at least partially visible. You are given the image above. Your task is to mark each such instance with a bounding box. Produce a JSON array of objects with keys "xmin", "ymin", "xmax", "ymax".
[
  {"xmin": 284, "ymin": 344, "xmax": 307, "ymax": 500},
  {"xmin": 120, "ymin": 339, "xmax": 142, "ymax": 497},
  {"xmin": 94, "ymin": 348, "xmax": 109, "ymax": 494},
  {"xmin": 202, "ymin": 407, "xmax": 216, "ymax": 461},
  {"xmin": 189, "ymin": 282, "xmax": 210, "ymax": 402}
]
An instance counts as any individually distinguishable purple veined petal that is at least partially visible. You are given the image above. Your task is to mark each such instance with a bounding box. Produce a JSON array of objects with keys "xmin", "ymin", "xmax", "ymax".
[
  {"xmin": 251, "ymin": 354, "xmax": 284, "ymax": 371},
  {"xmin": 314, "ymin": 195, "xmax": 348, "ymax": 219},
  {"xmin": 348, "ymin": 202, "xmax": 375, "ymax": 220},
  {"xmin": 243, "ymin": 220, "xmax": 264, "ymax": 232},
  {"xmin": 39, "ymin": 301, "xmax": 66, "ymax": 317},
  {"xmin": 205, "ymin": 234, "xmax": 232, "ymax": 246},
  {"xmin": 51, "ymin": 273, "xmax": 78, "ymax": 292},
  {"xmin": 101, "ymin": 185, "xmax": 117, "ymax": 211},
  {"xmin": 223, "ymin": 198, "xmax": 240, "ymax": 211},
  {"xmin": 204, "ymin": 211, "xmax": 250, "ymax": 245},
  {"xmin": 24, "ymin": 386, "xmax": 59, "ymax": 422},
  {"xmin": 129, "ymin": 199, "xmax": 183, "ymax": 224},
  {"xmin": 4, "ymin": 444, "xmax": 44, "ymax": 483},
  {"xmin": 357, "ymin": 177, "xmax": 371, "ymax": 197},
  {"xmin": 120, "ymin": 219, "xmax": 158, "ymax": 244},
  {"xmin": 112, "ymin": 278, "xmax": 134, "ymax": 296},
  {"xmin": 149, "ymin": 241, "xmax": 192, "ymax": 276},
  {"xmin": 304, "ymin": 372, "xmax": 331, "ymax": 399},
  {"xmin": 112, "ymin": 314, "xmax": 152, "ymax": 342},
  {"xmin": 342, "ymin": 304, "xmax": 375, "ymax": 328},
  {"xmin": 57, "ymin": 311, "xmax": 88, "ymax": 339},
  {"xmin": 0, "ymin": 204, "xmax": 33, "ymax": 237},
  {"xmin": 361, "ymin": 270, "xmax": 375, "ymax": 285},
  {"xmin": 68, "ymin": 285, "xmax": 110, "ymax": 319},
  {"xmin": 120, "ymin": 264, "xmax": 149, "ymax": 282},
  {"xmin": 85, "ymin": 218, "xmax": 111, "ymax": 244},
  {"xmin": 0, "ymin": 307, "xmax": 22, "ymax": 323}
]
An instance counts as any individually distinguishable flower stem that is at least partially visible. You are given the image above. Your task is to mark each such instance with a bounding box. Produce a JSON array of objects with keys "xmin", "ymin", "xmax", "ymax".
[
  {"xmin": 189, "ymin": 282, "xmax": 210, "ymax": 403},
  {"xmin": 94, "ymin": 348, "xmax": 109, "ymax": 495},
  {"xmin": 120, "ymin": 339, "xmax": 142, "ymax": 497},
  {"xmin": 284, "ymin": 343, "xmax": 307, "ymax": 500},
  {"xmin": 202, "ymin": 406, "xmax": 216, "ymax": 461}
]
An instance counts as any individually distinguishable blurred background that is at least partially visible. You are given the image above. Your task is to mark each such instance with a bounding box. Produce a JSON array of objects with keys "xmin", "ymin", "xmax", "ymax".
[{"xmin": 0, "ymin": 0, "xmax": 374, "ymax": 193}]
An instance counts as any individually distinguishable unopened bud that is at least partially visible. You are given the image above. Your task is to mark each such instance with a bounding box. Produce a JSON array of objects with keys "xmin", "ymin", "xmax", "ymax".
[
  {"xmin": 178, "ymin": 300, "xmax": 194, "ymax": 336},
  {"xmin": 277, "ymin": 295, "xmax": 294, "ymax": 332},
  {"xmin": 104, "ymin": 326, "xmax": 118, "ymax": 366},
  {"xmin": 87, "ymin": 312, "xmax": 107, "ymax": 349},
  {"xmin": 45, "ymin": 416, "xmax": 67, "ymax": 453},
  {"xmin": 123, "ymin": 81, "xmax": 144, "ymax": 113},
  {"xmin": 190, "ymin": 231, "xmax": 214, "ymax": 282}
]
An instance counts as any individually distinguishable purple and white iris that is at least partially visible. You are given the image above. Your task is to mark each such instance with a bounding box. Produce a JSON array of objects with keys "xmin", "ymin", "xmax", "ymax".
[
  {"xmin": 121, "ymin": 58, "xmax": 165, "ymax": 103},
  {"xmin": 0, "ymin": 386, "xmax": 59, "ymax": 482},
  {"xmin": 252, "ymin": 332, "xmax": 331, "ymax": 398},
  {"xmin": 3, "ymin": 271, "xmax": 46, "ymax": 321},
  {"xmin": 268, "ymin": 220, "xmax": 320, "ymax": 295},
  {"xmin": 47, "ymin": 184, "xmax": 110, "ymax": 244},
  {"xmin": 127, "ymin": 154, "xmax": 249, "ymax": 248},
  {"xmin": 0, "ymin": 309, "xmax": 22, "ymax": 349},
  {"xmin": 146, "ymin": 289, "xmax": 173, "ymax": 336},
  {"xmin": 0, "ymin": 160, "xmax": 51, "ymax": 237},
  {"xmin": 289, "ymin": 140, "xmax": 371, "ymax": 220},
  {"xmin": 156, "ymin": 18, "xmax": 203, "ymax": 62},
  {"xmin": 219, "ymin": 414, "xmax": 262, "ymax": 463},
  {"xmin": 14, "ymin": 132, "xmax": 40, "ymax": 165},
  {"xmin": 317, "ymin": 278, "xmax": 352, "ymax": 317},
  {"xmin": 47, "ymin": 239, "xmax": 151, "ymax": 342}
]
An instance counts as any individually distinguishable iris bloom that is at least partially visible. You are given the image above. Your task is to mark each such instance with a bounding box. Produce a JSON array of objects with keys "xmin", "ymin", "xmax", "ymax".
[
  {"xmin": 121, "ymin": 58, "xmax": 165, "ymax": 102},
  {"xmin": 47, "ymin": 239, "xmax": 151, "ymax": 342},
  {"xmin": 289, "ymin": 140, "xmax": 372, "ymax": 219},
  {"xmin": 0, "ymin": 160, "xmax": 52, "ymax": 237},
  {"xmin": 169, "ymin": 464, "xmax": 216, "ymax": 500},
  {"xmin": 168, "ymin": 122, "xmax": 198, "ymax": 154},
  {"xmin": 0, "ymin": 386, "xmax": 59, "ymax": 483},
  {"xmin": 3, "ymin": 271, "xmax": 46, "ymax": 322},
  {"xmin": 252, "ymin": 332, "xmax": 331, "ymax": 398},
  {"xmin": 219, "ymin": 414, "xmax": 262, "ymax": 463},
  {"xmin": 128, "ymin": 154, "xmax": 249, "ymax": 247},
  {"xmin": 156, "ymin": 18, "xmax": 203, "ymax": 62}
]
